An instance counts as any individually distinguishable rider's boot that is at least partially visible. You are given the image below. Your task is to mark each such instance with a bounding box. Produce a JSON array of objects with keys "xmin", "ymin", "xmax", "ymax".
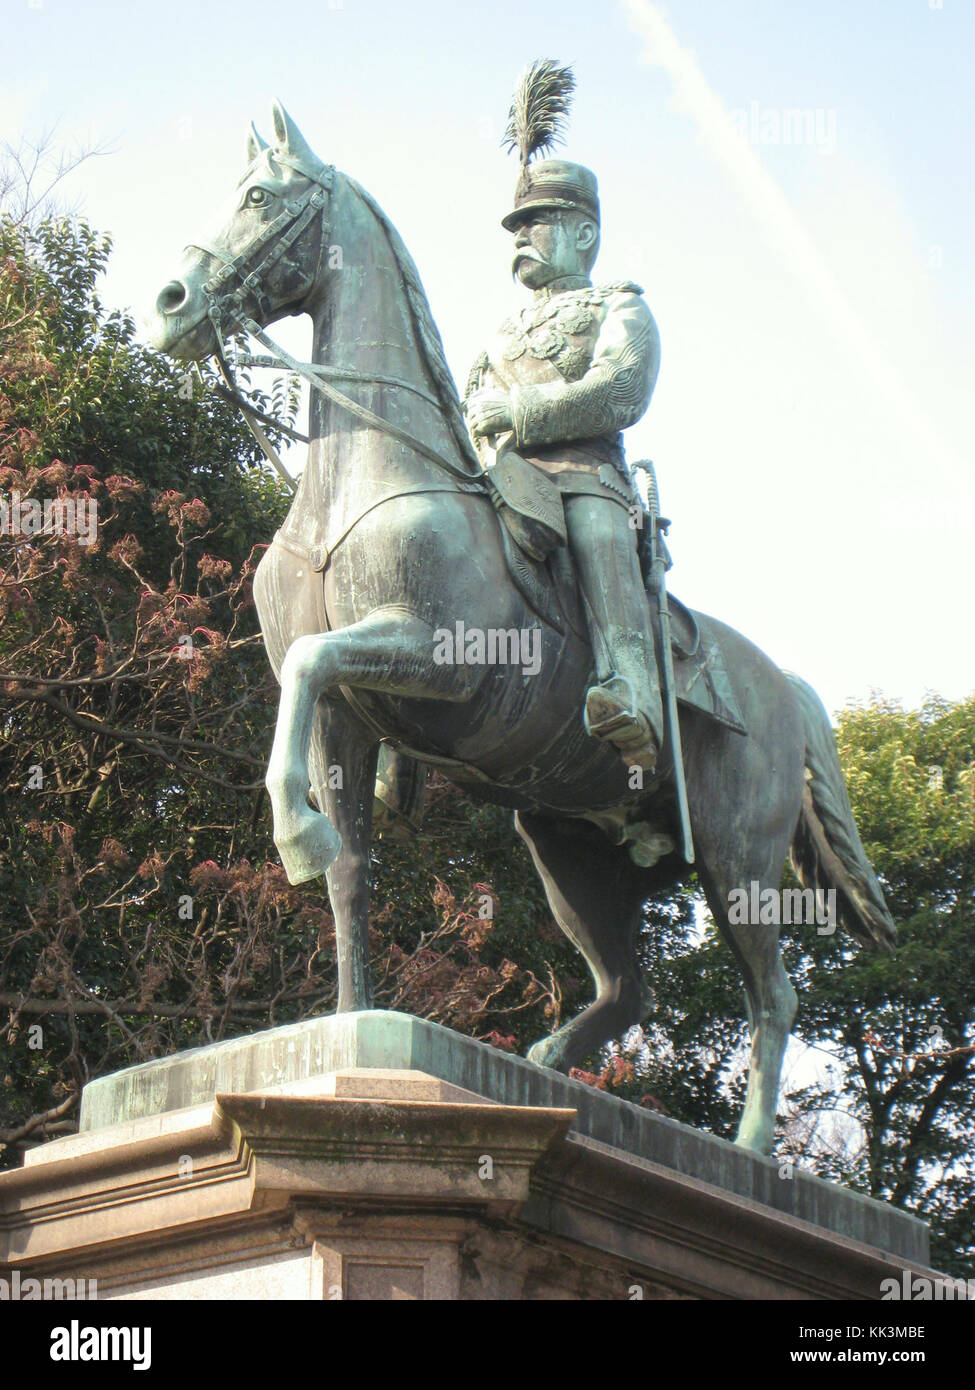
[{"xmin": 564, "ymin": 493, "xmax": 663, "ymax": 775}]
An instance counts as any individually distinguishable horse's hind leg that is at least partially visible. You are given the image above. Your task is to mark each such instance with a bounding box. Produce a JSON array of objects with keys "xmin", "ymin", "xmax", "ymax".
[
  {"xmin": 697, "ymin": 854, "xmax": 798, "ymax": 1155},
  {"xmin": 515, "ymin": 811, "xmax": 647, "ymax": 1072}
]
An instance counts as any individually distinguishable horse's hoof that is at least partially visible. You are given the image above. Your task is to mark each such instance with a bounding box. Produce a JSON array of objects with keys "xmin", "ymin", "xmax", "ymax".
[
  {"xmin": 527, "ymin": 1035, "xmax": 568, "ymax": 1071},
  {"xmin": 276, "ymin": 814, "xmax": 343, "ymax": 884}
]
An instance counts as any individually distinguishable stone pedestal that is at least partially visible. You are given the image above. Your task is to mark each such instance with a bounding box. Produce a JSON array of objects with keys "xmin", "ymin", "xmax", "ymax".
[{"xmin": 0, "ymin": 1012, "xmax": 936, "ymax": 1300}]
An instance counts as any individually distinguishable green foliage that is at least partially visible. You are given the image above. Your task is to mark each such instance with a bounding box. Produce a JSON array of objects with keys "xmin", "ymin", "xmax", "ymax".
[
  {"xmin": 778, "ymin": 695, "xmax": 975, "ymax": 1274},
  {"xmin": 0, "ymin": 212, "xmax": 295, "ymax": 1155}
]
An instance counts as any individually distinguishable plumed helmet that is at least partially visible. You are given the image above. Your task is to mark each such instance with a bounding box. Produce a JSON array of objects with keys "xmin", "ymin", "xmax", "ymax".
[{"xmin": 501, "ymin": 60, "xmax": 599, "ymax": 232}]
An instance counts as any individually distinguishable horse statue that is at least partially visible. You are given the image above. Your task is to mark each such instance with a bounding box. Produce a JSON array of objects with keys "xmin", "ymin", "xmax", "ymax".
[{"xmin": 150, "ymin": 103, "xmax": 894, "ymax": 1155}]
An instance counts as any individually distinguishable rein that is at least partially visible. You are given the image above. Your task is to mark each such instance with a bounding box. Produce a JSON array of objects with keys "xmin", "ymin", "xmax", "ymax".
[{"xmin": 197, "ymin": 162, "xmax": 484, "ymax": 491}]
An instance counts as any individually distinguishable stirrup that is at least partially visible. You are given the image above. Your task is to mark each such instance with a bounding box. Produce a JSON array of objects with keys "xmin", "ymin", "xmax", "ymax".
[{"xmin": 584, "ymin": 677, "xmax": 660, "ymax": 774}]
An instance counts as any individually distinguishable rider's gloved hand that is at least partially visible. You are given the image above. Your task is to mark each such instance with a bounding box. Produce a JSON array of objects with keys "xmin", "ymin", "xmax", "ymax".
[{"xmin": 467, "ymin": 389, "xmax": 514, "ymax": 439}]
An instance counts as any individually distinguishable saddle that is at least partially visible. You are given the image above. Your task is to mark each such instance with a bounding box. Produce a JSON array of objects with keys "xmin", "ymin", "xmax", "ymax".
[{"xmin": 483, "ymin": 441, "xmax": 746, "ymax": 738}]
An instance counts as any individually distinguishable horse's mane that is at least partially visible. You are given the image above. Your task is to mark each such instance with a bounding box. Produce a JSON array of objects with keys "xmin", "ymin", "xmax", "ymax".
[{"xmin": 344, "ymin": 177, "xmax": 481, "ymax": 473}]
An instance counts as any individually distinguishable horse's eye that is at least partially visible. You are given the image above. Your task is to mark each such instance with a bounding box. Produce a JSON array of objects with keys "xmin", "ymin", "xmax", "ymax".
[{"xmin": 246, "ymin": 188, "xmax": 269, "ymax": 207}]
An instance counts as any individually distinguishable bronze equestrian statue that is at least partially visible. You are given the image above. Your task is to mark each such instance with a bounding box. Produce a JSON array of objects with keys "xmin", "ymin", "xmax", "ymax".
[{"xmin": 150, "ymin": 77, "xmax": 894, "ymax": 1155}]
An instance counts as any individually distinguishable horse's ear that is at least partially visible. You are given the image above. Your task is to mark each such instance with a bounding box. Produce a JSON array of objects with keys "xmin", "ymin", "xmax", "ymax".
[
  {"xmin": 247, "ymin": 121, "xmax": 269, "ymax": 165},
  {"xmin": 271, "ymin": 100, "xmax": 318, "ymax": 168}
]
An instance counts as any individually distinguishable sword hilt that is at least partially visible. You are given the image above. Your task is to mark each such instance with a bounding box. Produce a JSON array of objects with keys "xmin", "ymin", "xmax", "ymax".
[{"xmin": 633, "ymin": 459, "xmax": 660, "ymax": 519}]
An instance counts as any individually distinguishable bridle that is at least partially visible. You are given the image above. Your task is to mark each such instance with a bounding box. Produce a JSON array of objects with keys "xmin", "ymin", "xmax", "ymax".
[
  {"xmin": 192, "ymin": 153, "xmax": 333, "ymax": 338},
  {"xmin": 184, "ymin": 157, "xmax": 483, "ymax": 491}
]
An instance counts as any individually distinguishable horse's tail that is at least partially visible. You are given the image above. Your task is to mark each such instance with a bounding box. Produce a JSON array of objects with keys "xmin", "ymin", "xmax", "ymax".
[{"xmin": 784, "ymin": 672, "xmax": 896, "ymax": 952}]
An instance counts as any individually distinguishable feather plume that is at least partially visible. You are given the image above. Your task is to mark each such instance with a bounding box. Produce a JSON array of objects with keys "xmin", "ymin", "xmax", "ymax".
[{"xmin": 502, "ymin": 59, "xmax": 575, "ymax": 167}]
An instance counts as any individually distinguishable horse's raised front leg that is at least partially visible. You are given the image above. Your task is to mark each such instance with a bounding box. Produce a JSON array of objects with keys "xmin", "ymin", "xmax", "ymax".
[{"xmin": 265, "ymin": 608, "xmax": 476, "ymax": 886}]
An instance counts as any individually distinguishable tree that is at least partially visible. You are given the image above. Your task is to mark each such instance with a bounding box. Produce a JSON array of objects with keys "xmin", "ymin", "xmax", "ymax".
[
  {"xmin": 0, "ymin": 126, "xmax": 111, "ymax": 230},
  {"xmin": 778, "ymin": 695, "xmax": 975, "ymax": 1276}
]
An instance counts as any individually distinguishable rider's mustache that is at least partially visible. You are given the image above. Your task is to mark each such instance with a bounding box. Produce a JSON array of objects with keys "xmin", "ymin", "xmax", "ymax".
[{"xmin": 512, "ymin": 247, "xmax": 547, "ymax": 268}]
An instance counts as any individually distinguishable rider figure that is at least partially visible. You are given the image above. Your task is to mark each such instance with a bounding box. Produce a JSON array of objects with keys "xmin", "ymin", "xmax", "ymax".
[{"xmin": 466, "ymin": 156, "xmax": 663, "ymax": 774}]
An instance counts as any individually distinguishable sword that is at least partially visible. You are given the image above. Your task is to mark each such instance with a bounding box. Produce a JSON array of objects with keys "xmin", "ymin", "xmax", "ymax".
[{"xmin": 636, "ymin": 461, "xmax": 694, "ymax": 864}]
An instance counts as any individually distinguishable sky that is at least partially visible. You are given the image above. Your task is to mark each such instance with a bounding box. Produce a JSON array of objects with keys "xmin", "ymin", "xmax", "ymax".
[{"xmin": 4, "ymin": 0, "xmax": 973, "ymax": 718}]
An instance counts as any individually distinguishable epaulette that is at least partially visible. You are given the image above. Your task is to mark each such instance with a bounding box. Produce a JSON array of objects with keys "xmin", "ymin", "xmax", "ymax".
[{"xmin": 599, "ymin": 279, "xmax": 644, "ymax": 296}]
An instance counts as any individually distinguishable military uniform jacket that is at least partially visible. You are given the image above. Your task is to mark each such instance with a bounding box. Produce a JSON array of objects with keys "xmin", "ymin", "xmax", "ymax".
[{"xmin": 467, "ymin": 277, "xmax": 661, "ymax": 479}]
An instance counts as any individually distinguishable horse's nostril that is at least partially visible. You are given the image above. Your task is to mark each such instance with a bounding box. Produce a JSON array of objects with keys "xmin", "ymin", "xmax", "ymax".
[{"xmin": 156, "ymin": 280, "xmax": 188, "ymax": 314}]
